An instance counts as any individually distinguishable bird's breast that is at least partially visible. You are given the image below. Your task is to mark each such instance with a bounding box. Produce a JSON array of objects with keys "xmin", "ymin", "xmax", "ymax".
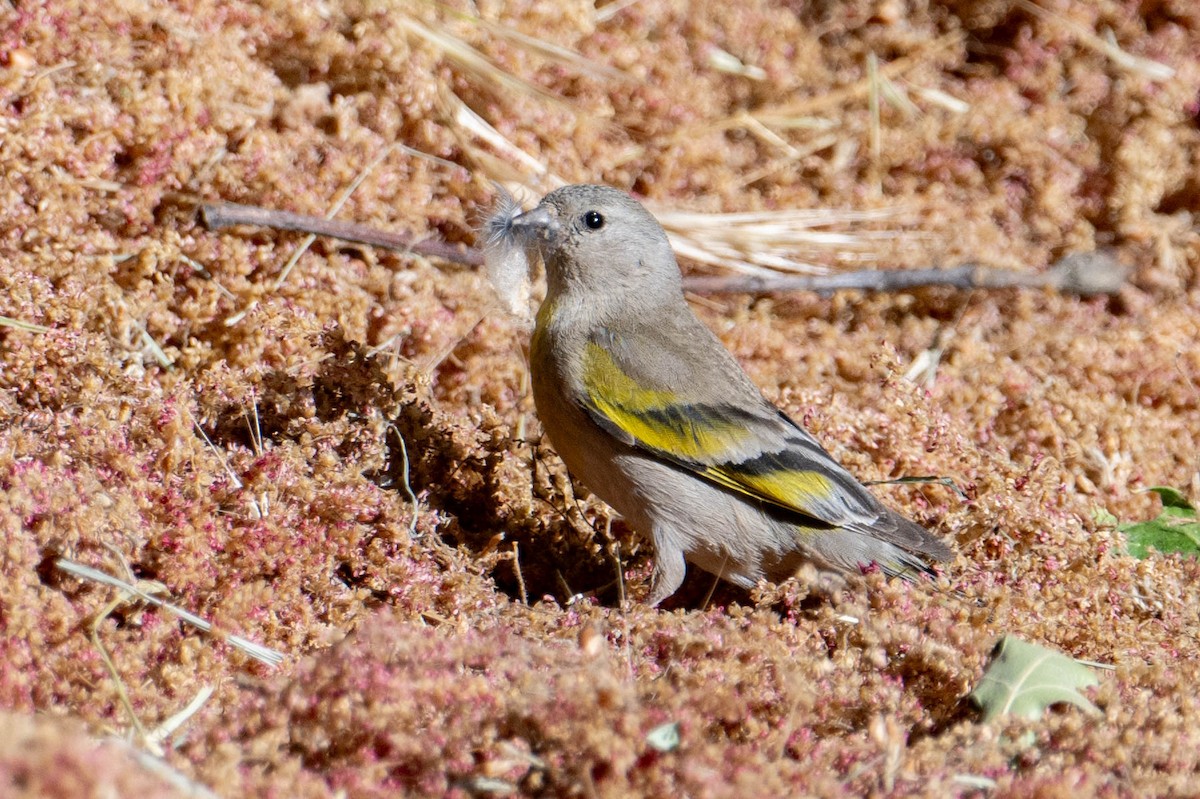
[{"xmin": 530, "ymin": 309, "xmax": 637, "ymax": 499}]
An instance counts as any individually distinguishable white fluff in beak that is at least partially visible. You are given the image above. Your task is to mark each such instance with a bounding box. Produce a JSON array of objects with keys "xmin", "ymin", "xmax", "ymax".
[{"xmin": 481, "ymin": 187, "xmax": 533, "ymax": 324}]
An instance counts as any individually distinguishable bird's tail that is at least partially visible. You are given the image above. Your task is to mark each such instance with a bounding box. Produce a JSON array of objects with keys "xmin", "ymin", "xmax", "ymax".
[{"xmin": 873, "ymin": 510, "xmax": 954, "ymax": 580}]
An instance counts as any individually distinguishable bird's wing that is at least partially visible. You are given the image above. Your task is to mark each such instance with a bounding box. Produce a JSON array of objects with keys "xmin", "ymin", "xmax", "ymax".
[{"xmin": 577, "ymin": 332, "xmax": 885, "ymax": 529}]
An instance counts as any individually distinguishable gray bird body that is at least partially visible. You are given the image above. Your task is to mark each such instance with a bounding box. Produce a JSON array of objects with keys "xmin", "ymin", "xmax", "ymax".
[{"xmin": 504, "ymin": 184, "xmax": 952, "ymax": 605}]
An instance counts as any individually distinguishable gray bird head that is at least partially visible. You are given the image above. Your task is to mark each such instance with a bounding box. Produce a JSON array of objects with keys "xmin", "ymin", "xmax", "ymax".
[{"xmin": 506, "ymin": 185, "xmax": 682, "ymax": 307}]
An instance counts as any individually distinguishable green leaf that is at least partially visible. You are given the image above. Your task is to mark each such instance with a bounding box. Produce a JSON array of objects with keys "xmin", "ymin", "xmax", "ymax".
[
  {"xmin": 1143, "ymin": 486, "xmax": 1195, "ymax": 511},
  {"xmin": 1118, "ymin": 487, "xmax": 1200, "ymax": 559},
  {"xmin": 969, "ymin": 636, "xmax": 1100, "ymax": 722},
  {"xmin": 1122, "ymin": 519, "xmax": 1200, "ymax": 559},
  {"xmin": 645, "ymin": 721, "xmax": 681, "ymax": 752}
]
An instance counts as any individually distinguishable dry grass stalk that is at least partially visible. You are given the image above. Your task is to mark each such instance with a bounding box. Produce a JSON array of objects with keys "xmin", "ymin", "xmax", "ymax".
[
  {"xmin": 399, "ymin": 17, "xmax": 560, "ymax": 104},
  {"xmin": 439, "ymin": 87, "xmax": 563, "ymax": 189},
  {"xmin": 1016, "ymin": 0, "xmax": 1175, "ymax": 81},
  {"xmin": 704, "ymin": 31, "xmax": 962, "ymax": 134},
  {"xmin": 648, "ymin": 205, "xmax": 907, "ymax": 276},
  {"xmin": 0, "ymin": 315, "xmax": 51, "ymax": 333},
  {"xmin": 867, "ymin": 51, "xmax": 882, "ymax": 198},
  {"xmin": 55, "ymin": 558, "xmax": 285, "ymax": 666},
  {"xmin": 436, "ymin": 2, "xmax": 626, "ymax": 82}
]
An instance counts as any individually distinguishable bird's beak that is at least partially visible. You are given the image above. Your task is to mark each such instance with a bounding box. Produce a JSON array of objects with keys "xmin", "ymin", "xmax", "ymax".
[{"xmin": 508, "ymin": 204, "xmax": 560, "ymax": 243}]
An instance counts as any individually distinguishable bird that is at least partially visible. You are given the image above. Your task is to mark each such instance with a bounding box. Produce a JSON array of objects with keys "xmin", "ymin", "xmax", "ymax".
[{"xmin": 489, "ymin": 184, "xmax": 953, "ymax": 605}]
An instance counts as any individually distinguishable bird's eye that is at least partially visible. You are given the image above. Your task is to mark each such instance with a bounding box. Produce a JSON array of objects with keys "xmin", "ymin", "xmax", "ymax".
[{"xmin": 583, "ymin": 210, "xmax": 605, "ymax": 230}]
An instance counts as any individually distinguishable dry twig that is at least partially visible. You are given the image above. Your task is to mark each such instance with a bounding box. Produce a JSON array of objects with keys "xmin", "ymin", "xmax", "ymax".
[
  {"xmin": 198, "ymin": 200, "xmax": 1128, "ymax": 296},
  {"xmin": 200, "ymin": 200, "xmax": 483, "ymax": 267}
]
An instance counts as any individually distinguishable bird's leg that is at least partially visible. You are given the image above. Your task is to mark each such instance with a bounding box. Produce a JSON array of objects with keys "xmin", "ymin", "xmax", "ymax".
[{"xmin": 646, "ymin": 538, "xmax": 687, "ymax": 606}]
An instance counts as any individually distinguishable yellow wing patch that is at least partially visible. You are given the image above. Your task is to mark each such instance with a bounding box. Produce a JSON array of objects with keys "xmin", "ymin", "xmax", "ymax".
[
  {"xmin": 582, "ymin": 342, "xmax": 748, "ymax": 461},
  {"xmin": 581, "ymin": 341, "xmax": 837, "ymax": 521},
  {"xmin": 703, "ymin": 465, "xmax": 832, "ymax": 509}
]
